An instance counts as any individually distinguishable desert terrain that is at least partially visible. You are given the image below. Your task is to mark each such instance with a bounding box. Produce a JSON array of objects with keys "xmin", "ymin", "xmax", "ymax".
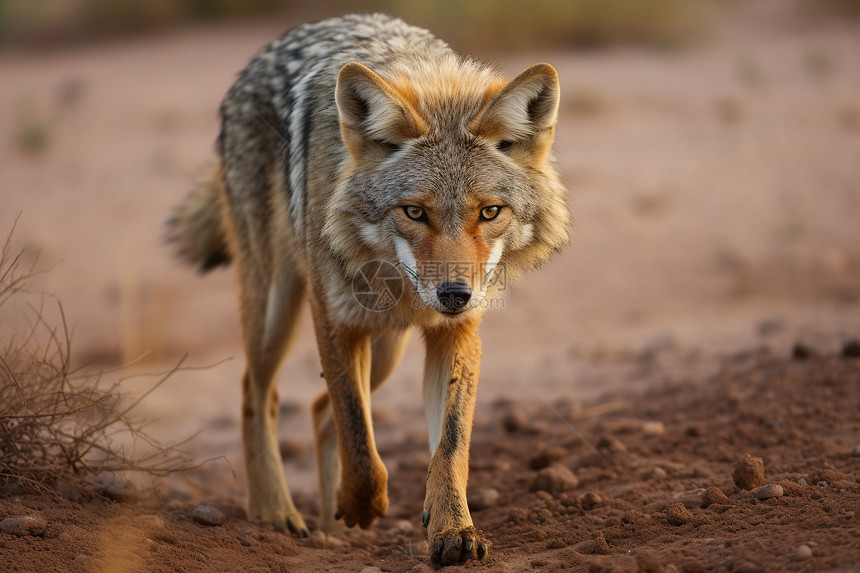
[{"xmin": 1, "ymin": 1, "xmax": 859, "ymax": 571}]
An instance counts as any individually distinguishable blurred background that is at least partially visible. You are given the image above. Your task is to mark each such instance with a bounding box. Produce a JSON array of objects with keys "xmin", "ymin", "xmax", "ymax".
[
  {"xmin": 1, "ymin": 0, "xmax": 859, "ymax": 498},
  {"xmin": 0, "ymin": 0, "xmax": 709, "ymax": 51}
]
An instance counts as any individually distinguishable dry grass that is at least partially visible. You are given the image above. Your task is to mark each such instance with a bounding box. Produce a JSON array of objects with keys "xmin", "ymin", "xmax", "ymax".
[{"xmin": 0, "ymin": 216, "xmax": 199, "ymax": 497}]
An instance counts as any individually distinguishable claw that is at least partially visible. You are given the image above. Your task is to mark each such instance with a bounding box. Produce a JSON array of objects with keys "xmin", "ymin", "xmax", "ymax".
[
  {"xmin": 293, "ymin": 526, "xmax": 310, "ymax": 538},
  {"xmin": 442, "ymin": 537, "xmax": 463, "ymax": 565},
  {"xmin": 429, "ymin": 526, "xmax": 490, "ymax": 565},
  {"xmin": 421, "ymin": 510, "xmax": 430, "ymax": 528},
  {"xmin": 431, "ymin": 538, "xmax": 444, "ymax": 562}
]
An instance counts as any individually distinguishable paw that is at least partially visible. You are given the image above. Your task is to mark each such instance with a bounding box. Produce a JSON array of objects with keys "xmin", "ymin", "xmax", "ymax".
[
  {"xmin": 261, "ymin": 509, "xmax": 309, "ymax": 538},
  {"xmin": 335, "ymin": 464, "xmax": 389, "ymax": 529},
  {"xmin": 429, "ymin": 526, "xmax": 489, "ymax": 565},
  {"xmin": 319, "ymin": 512, "xmax": 348, "ymax": 534}
]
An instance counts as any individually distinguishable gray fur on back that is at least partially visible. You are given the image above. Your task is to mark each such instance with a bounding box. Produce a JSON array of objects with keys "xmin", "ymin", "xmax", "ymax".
[{"xmin": 218, "ymin": 14, "xmax": 453, "ymax": 235}]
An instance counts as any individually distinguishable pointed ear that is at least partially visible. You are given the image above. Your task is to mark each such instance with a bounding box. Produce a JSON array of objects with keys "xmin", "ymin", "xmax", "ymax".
[
  {"xmin": 336, "ymin": 62, "xmax": 429, "ymax": 157},
  {"xmin": 469, "ymin": 63, "xmax": 560, "ymax": 167}
]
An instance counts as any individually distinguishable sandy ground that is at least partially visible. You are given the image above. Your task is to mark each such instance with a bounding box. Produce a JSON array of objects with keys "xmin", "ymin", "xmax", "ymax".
[{"xmin": 1, "ymin": 1, "xmax": 859, "ymax": 571}]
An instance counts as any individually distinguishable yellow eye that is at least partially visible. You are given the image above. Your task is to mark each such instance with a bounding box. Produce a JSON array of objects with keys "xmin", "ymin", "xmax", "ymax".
[
  {"xmin": 404, "ymin": 205, "xmax": 426, "ymax": 221},
  {"xmin": 480, "ymin": 206, "xmax": 501, "ymax": 221}
]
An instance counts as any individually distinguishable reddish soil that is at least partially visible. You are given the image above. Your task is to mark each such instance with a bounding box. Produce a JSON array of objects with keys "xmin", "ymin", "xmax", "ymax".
[
  {"xmin": 2, "ymin": 1, "xmax": 860, "ymax": 572},
  {"xmin": 2, "ymin": 352, "xmax": 859, "ymax": 572}
]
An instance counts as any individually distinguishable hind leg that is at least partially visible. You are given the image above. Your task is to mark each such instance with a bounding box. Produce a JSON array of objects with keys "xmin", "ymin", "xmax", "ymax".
[
  {"xmin": 218, "ymin": 96, "xmax": 310, "ymax": 534},
  {"xmin": 238, "ymin": 258, "xmax": 309, "ymax": 536},
  {"xmin": 312, "ymin": 328, "xmax": 410, "ymax": 532}
]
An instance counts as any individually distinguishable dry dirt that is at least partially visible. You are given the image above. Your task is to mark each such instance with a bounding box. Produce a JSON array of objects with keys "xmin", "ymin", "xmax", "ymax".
[
  {"xmin": 1, "ymin": 352, "xmax": 859, "ymax": 572},
  {"xmin": 1, "ymin": 2, "xmax": 860, "ymax": 572}
]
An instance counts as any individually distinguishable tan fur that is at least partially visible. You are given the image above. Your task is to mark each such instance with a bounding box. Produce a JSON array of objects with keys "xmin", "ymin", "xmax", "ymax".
[
  {"xmin": 311, "ymin": 329, "xmax": 410, "ymax": 532},
  {"xmin": 337, "ymin": 62, "xmax": 430, "ymax": 158},
  {"xmin": 166, "ymin": 14, "xmax": 569, "ymax": 566},
  {"xmin": 421, "ymin": 318, "xmax": 488, "ymax": 563}
]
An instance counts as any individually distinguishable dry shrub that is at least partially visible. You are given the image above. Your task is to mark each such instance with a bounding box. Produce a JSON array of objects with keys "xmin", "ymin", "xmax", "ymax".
[{"xmin": 0, "ymin": 217, "xmax": 198, "ymax": 496}]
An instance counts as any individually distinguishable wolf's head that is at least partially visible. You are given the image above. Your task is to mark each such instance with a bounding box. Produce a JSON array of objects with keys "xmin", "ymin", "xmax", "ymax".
[{"xmin": 325, "ymin": 57, "xmax": 570, "ymax": 322}]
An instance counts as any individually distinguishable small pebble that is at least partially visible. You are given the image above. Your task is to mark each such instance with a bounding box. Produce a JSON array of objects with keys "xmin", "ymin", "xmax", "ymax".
[
  {"xmin": 705, "ymin": 486, "xmax": 730, "ymax": 506},
  {"xmin": 467, "ymin": 488, "xmax": 500, "ymax": 511},
  {"xmin": 851, "ymin": 445, "xmax": 860, "ymax": 457},
  {"xmin": 794, "ymin": 544, "xmax": 813, "ymax": 560},
  {"xmin": 531, "ymin": 464, "xmax": 580, "ymax": 496},
  {"xmin": 192, "ymin": 505, "xmax": 226, "ymax": 526},
  {"xmin": 665, "ymin": 502, "xmax": 694, "ymax": 526},
  {"xmin": 842, "ymin": 339, "xmax": 860, "ymax": 358},
  {"xmin": 310, "ymin": 530, "xmax": 327, "ymax": 548},
  {"xmin": 797, "ymin": 478, "xmax": 808, "ymax": 486},
  {"xmin": 678, "ymin": 488, "xmax": 708, "ymax": 509},
  {"xmin": 237, "ymin": 525, "xmax": 258, "ymax": 547},
  {"xmin": 90, "ymin": 483, "xmax": 137, "ymax": 503},
  {"xmin": 733, "ymin": 454, "xmax": 766, "ymax": 490},
  {"xmin": 651, "ymin": 467, "xmax": 668, "ymax": 479},
  {"xmin": 817, "ymin": 481, "xmax": 829, "ymax": 487},
  {"xmin": 578, "ymin": 491, "xmax": 603, "ymax": 511},
  {"xmin": 752, "ymin": 484, "xmax": 784, "ymax": 500},
  {"xmin": 641, "ymin": 421, "xmax": 666, "ymax": 435},
  {"xmin": 360, "ymin": 568, "xmax": 383, "ymax": 573},
  {"xmin": 572, "ymin": 538, "xmax": 604, "ymax": 555},
  {"xmin": 0, "ymin": 515, "xmax": 47, "ymax": 537}
]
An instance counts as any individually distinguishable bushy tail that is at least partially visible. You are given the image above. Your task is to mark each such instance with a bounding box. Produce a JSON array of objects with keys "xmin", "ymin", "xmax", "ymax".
[{"xmin": 165, "ymin": 167, "xmax": 230, "ymax": 272}]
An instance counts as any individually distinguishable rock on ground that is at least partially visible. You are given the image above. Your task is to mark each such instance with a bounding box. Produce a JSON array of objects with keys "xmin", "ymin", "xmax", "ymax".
[
  {"xmin": 0, "ymin": 515, "xmax": 47, "ymax": 537},
  {"xmin": 467, "ymin": 488, "xmax": 501, "ymax": 511},
  {"xmin": 753, "ymin": 484, "xmax": 784, "ymax": 500},
  {"xmin": 733, "ymin": 454, "xmax": 766, "ymax": 490},
  {"xmin": 192, "ymin": 505, "xmax": 226, "ymax": 526},
  {"xmin": 531, "ymin": 464, "xmax": 580, "ymax": 496}
]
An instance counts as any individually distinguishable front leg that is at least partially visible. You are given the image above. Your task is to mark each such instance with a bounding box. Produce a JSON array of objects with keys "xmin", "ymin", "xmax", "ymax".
[
  {"xmin": 422, "ymin": 319, "xmax": 490, "ymax": 565},
  {"xmin": 310, "ymin": 296, "xmax": 388, "ymax": 529}
]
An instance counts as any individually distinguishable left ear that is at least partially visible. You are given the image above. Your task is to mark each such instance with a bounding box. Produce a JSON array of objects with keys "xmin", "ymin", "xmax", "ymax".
[{"xmin": 469, "ymin": 63, "xmax": 560, "ymax": 167}]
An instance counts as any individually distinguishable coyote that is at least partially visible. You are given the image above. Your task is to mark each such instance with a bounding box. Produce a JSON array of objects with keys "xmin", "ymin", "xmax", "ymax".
[{"xmin": 167, "ymin": 13, "xmax": 569, "ymax": 565}]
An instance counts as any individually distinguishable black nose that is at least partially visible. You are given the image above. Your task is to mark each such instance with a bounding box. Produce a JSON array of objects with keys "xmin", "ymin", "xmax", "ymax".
[{"xmin": 436, "ymin": 280, "xmax": 471, "ymax": 311}]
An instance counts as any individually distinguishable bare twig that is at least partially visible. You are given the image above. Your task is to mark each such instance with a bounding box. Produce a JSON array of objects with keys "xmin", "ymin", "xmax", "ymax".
[{"xmin": 0, "ymin": 218, "xmax": 209, "ymax": 495}]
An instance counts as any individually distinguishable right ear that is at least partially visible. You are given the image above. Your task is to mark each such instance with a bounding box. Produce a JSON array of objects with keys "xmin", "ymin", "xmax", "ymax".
[{"xmin": 335, "ymin": 62, "xmax": 429, "ymax": 157}]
